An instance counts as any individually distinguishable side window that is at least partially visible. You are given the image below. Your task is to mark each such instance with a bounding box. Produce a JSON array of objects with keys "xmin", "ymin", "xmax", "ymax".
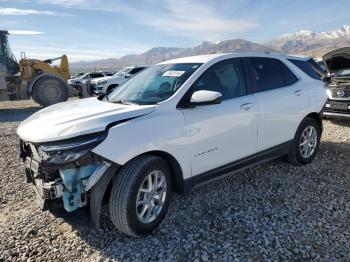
[
  {"xmin": 288, "ymin": 59, "xmax": 321, "ymax": 80},
  {"xmin": 90, "ymin": 73, "xmax": 104, "ymax": 78},
  {"xmin": 192, "ymin": 59, "xmax": 246, "ymax": 101},
  {"xmin": 280, "ymin": 62, "xmax": 298, "ymax": 85},
  {"xmin": 129, "ymin": 67, "xmax": 144, "ymax": 75},
  {"xmin": 248, "ymin": 58, "xmax": 286, "ymax": 92}
]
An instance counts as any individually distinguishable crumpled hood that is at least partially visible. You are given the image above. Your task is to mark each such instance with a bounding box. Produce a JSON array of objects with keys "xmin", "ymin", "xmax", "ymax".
[
  {"xmin": 323, "ymin": 47, "xmax": 350, "ymax": 74},
  {"xmin": 17, "ymin": 97, "xmax": 157, "ymax": 143}
]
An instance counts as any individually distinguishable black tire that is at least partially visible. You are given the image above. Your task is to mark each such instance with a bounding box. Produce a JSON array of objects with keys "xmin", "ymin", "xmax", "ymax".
[
  {"xmin": 287, "ymin": 117, "xmax": 321, "ymax": 165},
  {"xmin": 32, "ymin": 76, "xmax": 69, "ymax": 107},
  {"xmin": 109, "ymin": 155, "xmax": 172, "ymax": 236}
]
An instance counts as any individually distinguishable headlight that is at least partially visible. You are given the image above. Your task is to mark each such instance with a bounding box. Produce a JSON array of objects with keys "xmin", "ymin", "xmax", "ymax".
[
  {"xmin": 38, "ymin": 132, "xmax": 106, "ymax": 165},
  {"xmin": 98, "ymin": 80, "xmax": 107, "ymax": 85}
]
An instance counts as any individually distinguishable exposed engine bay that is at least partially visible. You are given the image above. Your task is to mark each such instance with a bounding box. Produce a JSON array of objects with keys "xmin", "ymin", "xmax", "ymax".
[
  {"xmin": 19, "ymin": 132, "xmax": 112, "ymax": 214},
  {"xmin": 322, "ymin": 47, "xmax": 350, "ymax": 118}
]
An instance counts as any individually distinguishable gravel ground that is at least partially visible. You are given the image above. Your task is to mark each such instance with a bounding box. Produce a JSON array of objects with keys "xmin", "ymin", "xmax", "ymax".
[{"xmin": 0, "ymin": 100, "xmax": 350, "ymax": 261}]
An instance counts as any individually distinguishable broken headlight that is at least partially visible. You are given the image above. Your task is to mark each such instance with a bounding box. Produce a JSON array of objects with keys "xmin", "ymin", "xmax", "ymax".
[{"xmin": 38, "ymin": 132, "xmax": 106, "ymax": 165}]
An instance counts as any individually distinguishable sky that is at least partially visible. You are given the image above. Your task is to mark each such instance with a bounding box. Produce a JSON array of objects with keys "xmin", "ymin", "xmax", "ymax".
[{"xmin": 0, "ymin": 0, "xmax": 350, "ymax": 62}]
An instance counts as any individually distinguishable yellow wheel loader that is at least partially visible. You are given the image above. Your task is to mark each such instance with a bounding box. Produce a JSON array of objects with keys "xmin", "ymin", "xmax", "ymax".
[{"xmin": 0, "ymin": 30, "xmax": 75, "ymax": 107}]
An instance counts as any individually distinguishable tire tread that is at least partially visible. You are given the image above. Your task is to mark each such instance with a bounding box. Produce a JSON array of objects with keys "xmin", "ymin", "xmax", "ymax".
[{"xmin": 109, "ymin": 155, "xmax": 162, "ymax": 236}]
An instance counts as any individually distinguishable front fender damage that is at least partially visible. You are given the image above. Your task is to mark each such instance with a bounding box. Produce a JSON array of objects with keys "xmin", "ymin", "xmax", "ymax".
[
  {"xmin": 20, "ymin": 139, "xmax": 120, "ymax": 227},
  {"xmin": 90, "ymin": 165, "xmax": 119, "ymax": 228}
]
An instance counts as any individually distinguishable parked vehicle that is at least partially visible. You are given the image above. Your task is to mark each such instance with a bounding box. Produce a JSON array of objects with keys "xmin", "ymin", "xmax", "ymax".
[
  {"xmin": 18, "ymin": 53, "xmax": 327, "ymax": 236},
  {"xmin": 70, "ymin": 72, "xmax": 85, "ymax": 79},
  {"xmin": 90, "ymin": 65, "xmax": 148, "ymax": 94},
  {"xmin": 322, "ymin": 47, "xmax": 350, "ymax": 119},
  {"xmin": 67, "ymin": 72, "xmax": 111, "ymax": 87},
  {"xmin": 314, "ymin": 58, "xmax": 327, "ymax": 72}
]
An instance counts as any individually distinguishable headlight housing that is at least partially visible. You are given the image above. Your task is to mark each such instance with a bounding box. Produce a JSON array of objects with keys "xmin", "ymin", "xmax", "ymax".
[
  {"xmin": 98, "ymin": 80, "xmax": 107, "ymax": 85},
  {"xmin": 38, "ymin": 132, "xmax": 106, "ymax": 165}
]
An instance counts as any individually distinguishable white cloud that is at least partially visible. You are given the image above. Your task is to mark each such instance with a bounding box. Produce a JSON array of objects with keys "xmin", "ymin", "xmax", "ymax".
[
  {"xmin": 33, "ymin": 0, "xmax": 259, "ymax": 40},
  {"xmin": 9, "ymin": 30, "xmax": 43, "ymax": 35},
  {"xmin": 0, "ymin": 7, "xmax": 56, "ymax": 16},
  {"xmin": 131, "ymin": 0, "xmax": 259, "ymax": 39},
  {"xmin": 10, "ymin": 39, "xmax": 150, "ymax": 61}
]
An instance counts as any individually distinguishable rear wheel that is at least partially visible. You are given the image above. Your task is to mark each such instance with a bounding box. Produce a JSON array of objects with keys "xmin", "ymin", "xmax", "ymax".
[
  {"xmin": 32, "ymin": 76, "xmax": 69, "ymax": 107},
  {"xmin": 109, "ymin": 155, "xmax": 172, "ymax": 236},
  {"xmin": 287, "ymin": 117, "xmax": 321, "ymax": 165}
]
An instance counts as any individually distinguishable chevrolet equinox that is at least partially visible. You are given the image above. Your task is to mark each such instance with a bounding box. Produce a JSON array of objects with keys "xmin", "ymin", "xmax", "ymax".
[{"xmin": 18, "ymin": 53, "xmax": 327, "ymax": 236}]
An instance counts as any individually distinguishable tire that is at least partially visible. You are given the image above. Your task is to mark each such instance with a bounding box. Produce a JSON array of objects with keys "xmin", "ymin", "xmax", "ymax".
[
  {"xmin": 287, "ymin": 117, "xmax": 321, "ymax": 165},
  {"xmin": 32, "ymin": 76, "xmax": 69, "ymax": 107},
  {"xmin": 109, "ymin": 155, "xmax": 172, "ymax": 236}
]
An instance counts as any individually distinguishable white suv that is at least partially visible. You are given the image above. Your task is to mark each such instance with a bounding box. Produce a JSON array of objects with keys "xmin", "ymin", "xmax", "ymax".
[
  {"xmin": 67, "ymin": 72, "xmax": 111, "ymax": 87},
  {"xmin": 17, "ymin": 53, "xmax": 327, "ymax": 236},
  {"xmin": 91, "ymin": 66, "xmax": 148, "ymax": 94}
]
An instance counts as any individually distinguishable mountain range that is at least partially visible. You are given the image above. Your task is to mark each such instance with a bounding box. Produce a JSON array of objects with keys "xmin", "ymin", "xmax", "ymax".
[{"xmin": 71, "ymin": 25, "xmax": 350, "ymax": 72}]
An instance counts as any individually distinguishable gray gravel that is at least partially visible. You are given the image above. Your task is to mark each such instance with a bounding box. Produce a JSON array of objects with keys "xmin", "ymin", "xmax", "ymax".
[{"xmin": 0, "ymin": 100, "xmax": 350, "ymax": 261}]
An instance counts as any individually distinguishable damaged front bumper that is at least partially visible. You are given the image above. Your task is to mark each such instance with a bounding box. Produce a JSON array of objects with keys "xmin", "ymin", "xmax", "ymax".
[{"xmin": 20, "ymin": 137, "xmax": 114, "ymax": 215}]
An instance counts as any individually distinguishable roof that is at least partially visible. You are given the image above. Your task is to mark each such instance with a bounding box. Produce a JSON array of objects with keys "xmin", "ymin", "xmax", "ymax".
[{"xmin": 159, "ymin": 52, "xmax": 311, "ymax": 65}]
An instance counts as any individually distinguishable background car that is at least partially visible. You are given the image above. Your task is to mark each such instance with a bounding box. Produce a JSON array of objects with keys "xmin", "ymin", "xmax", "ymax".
[
  {"xmin": 322, "ymin": 47, "xmax": 350, "ymax": 119},
  {"xmin": 67, "ymin": 72, "xmax": 112, "ymax": 88},
  {"xmin": 90, "ymin": 65, "xmax": 148, "ymax": 94}
]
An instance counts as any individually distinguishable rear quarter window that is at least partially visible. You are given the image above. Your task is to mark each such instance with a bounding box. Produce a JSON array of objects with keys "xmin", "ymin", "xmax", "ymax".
[
  {"xmin": 248, "ymin": 57, "xmax": 297, "ymax": 93},
  {"xmin": 288, "ymin": 59, "xmax": 321, "ymax": 80}
]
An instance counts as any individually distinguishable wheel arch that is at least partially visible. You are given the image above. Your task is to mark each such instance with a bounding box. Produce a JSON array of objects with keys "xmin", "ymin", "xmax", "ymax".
[
  {"xmin": 107, "ymin": 150, "xmax": 187, "ymax": 195},
  {"xmin": 141, "ymin": 150, "xmax": 188, "ymax": 194},
  {"xmin": 304, "ymin": 112, "xmax": 323, "ymax": 132}
]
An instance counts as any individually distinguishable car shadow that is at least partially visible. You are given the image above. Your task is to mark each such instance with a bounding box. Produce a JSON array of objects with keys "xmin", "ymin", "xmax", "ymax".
[
  {"xmin": 326, "ymin": 118, "xmax": 350, "ymax": 127},
  {"xmin": 320, "ymin": 140, "xmax": 350, "ymax": 155},
  {"xmin": 0, "ymin": 107, "xmax": 41, "ymax": 122}
]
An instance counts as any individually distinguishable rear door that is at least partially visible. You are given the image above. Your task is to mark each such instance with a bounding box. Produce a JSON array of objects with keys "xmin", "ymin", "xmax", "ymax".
[
  {"xmin": 181, "ymin": 58, "xmax": 258, "ymax": 176},
  {"xmin": 246, "ymin": 57, "xmax": 309, "ymax": 151}
]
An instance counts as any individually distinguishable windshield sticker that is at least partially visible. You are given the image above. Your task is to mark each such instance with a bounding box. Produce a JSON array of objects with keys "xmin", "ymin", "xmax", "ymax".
[{"xmin": 163, "ymin": 70, "xmax": 185, "ymax": 77}]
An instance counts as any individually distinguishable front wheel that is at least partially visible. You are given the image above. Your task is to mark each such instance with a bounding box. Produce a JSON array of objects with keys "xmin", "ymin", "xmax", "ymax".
[
  {"xmin": 287, "ymin": 117, "xmax": 321, "ymax": 165},
  {"xmin": 109, "ymin": 155, "xmax": 172, "ymax": 236}
]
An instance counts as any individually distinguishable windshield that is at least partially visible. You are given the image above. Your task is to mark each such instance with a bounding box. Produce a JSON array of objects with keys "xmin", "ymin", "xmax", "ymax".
[
  {"xmin": 114, "ymin": 67, "xmax": 131, "ymax": 77},
  {"xmin": 105, "ymin": 63, "xmax": 201, "ymax": 105}
]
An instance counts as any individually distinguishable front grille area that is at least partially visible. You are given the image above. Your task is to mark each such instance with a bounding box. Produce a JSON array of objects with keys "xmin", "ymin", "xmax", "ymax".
[
  {"xmin": 330, "ymin": 88, "xmax": 350, "ymax": 98},
  {"xmin": 324, "ymin": 99, "xmax": 350, "ymax": 114}
]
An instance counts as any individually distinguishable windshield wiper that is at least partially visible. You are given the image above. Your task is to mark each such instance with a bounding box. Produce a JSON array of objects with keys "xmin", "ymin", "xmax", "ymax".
[{"xmin": 113, "ymin": 99, "xmax": 138, "ymax": 105}]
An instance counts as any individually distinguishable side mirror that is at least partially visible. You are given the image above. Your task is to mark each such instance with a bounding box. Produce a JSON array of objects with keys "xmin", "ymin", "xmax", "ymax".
[
  {"xmin": 189, "ymin": 90, "xmax": 222, "ymax": 106},
  {"xmin": 125, "ymin": 73, "xmax": 133, "ymax": 78}
]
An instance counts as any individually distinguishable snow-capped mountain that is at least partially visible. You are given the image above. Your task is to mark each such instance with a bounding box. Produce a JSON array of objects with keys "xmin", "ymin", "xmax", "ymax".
[
  {"xmin": 265, "ymin": 25, "xmax": 350, "ymax": 55},
  {"xmin": 278, "ymin": 25, "xmax": 350, "ymax": 40},
  {"xmin": 71, "ymin": 25, "xmax": 350, "ymax": 71},
  {"xmin": 71, "ymin": 39, "xmax": 275, "ymax": 71}
]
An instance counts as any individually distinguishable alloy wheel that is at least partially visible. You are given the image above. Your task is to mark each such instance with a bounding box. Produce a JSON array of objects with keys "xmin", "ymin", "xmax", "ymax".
[
  {"xmin": 136, "ymin": 170, "xmax": 167, "ymax": 224},
  {"xmin": 299, "ymin": 126, "xmax": 318, "ymax": 158}
]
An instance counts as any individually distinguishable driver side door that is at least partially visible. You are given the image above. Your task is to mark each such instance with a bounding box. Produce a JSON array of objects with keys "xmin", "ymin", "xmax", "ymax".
[{"xmin": 181, "ymin": 58, "xmax": 258, "ymax": 178}]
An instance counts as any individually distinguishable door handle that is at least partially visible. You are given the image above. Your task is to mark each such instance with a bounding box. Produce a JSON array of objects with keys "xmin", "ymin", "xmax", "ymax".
[
  {"xmin": 240, "ymin": 103, "xmax": 253, "ymax": 111},
  {"xmin": 294, "ymin": 90, "xmax": 303, "ymax": 96}
]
